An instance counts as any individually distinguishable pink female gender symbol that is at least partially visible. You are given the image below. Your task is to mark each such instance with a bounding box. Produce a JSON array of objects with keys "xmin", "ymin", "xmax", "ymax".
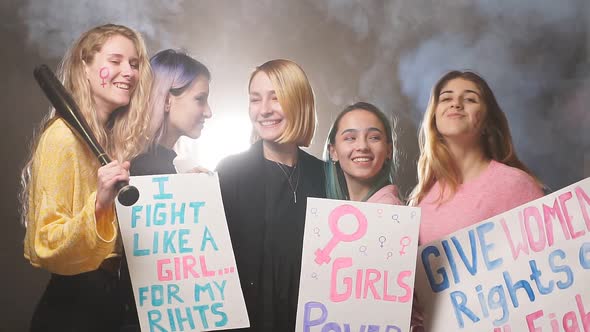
[
  {"xmin": 314, "ymin": 204, "xmax": 368, "ymax": 265},
  {"xmin": 99, "ymin": 67, "xmax": 110, "ymax": 87},
  {"xmin": 399, "ymin": 236, "xmax": 411, "ymax": 255}
]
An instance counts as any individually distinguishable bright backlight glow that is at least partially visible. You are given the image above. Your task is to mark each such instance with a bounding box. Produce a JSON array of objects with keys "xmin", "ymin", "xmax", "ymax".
[{"xmin": 175, "ymin": 113, "xmax": 252, "ymax": 171}]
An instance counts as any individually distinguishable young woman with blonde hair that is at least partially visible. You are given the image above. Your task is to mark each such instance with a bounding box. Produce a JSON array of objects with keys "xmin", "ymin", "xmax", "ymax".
[
  {"xmin": 216, "ymin": 59, "xmax": 325, "ymax": 331},
  {"xmin": 21, "ymin": 24, "xmax": 152, "ymax": 331}
]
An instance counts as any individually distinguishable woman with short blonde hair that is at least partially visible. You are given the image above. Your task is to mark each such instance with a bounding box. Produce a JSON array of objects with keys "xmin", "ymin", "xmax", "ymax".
[
  {"xmin": 217, "ymin": 59, "xmax": 325, "ymax": 331},
  {"xmin": 248, "ymin": 58, "xmax": 316, "ymax": 146}
]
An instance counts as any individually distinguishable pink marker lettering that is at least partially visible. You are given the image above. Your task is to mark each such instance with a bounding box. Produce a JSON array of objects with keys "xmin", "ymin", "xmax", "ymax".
[
  {"xmin": 525, "ymin": 310, "xmax": 543, "ymax": 332},
  {"xmin": 542, "ymin": 198, "xmax": 570, "ymax": 246},
  {"xmin": 576, "ymin": 186, "xmax": 590, "ymax": 230},
  {"xmin": 330, "ymin": 257, "xmax": 353, "ymax": 302},
  {"xmin": 397, "ymin": 270, "xmax": 413, "ymax": 303},
  {"xmin": 560, "ymin": 191, "xmax": 585, "ymax": 239},
  {"xmin": 363, "ymin": 269, "xmax": 381, "ymax": 300},
  {"xmin": 157, "ymin": 258, "xmax": 172, "ymax": 281},
  {"xmin": 501, "ymin": 216, "xmax": 529, "ymax": 260},
  {"xmin": 182, "ymin": 255, "xmax": 199, "ymax": 279},
  {"xmin": 576, "ymin": 293, "xmax": 590, "ymax": 331},
  {"xmin": 523, "ymin": 206, "xmax": 546, "ymax": 252}
]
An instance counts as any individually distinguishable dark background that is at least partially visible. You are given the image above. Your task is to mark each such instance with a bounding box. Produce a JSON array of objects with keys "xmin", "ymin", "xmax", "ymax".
[{"xmin": 1, "ymin": 1, "xmax": 588, "ymax": 330}]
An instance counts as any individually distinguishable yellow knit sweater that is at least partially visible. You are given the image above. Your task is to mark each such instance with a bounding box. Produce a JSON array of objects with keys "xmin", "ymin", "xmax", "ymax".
[{"xmin": 24, "ymin": 118, "xmax": 118, "ymax": 275}]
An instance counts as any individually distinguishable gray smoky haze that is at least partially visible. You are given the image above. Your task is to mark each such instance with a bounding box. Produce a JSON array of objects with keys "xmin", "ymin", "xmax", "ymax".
[
  {"xmin": 17, "ymin": 0, "xmax": 590, "ymax": 192},
  {"xmin": 0, "ymin": 0, "xmax": 588, "ymax": 329}
]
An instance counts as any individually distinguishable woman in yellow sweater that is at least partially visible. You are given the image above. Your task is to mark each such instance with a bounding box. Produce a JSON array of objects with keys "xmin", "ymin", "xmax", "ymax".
[{"xmin": 20, "ymin": 24, "xmax": 152, "ymax": 331}]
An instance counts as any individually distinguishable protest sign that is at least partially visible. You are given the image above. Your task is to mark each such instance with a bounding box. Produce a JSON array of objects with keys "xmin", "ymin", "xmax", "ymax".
[
  {"xmin": 116, "ymin": 173, "xmax": 249, "ymax": 331},
  {"xmin": 296, "ymin": 198, "xmax": 421, "ymax": 332},
  {"xmin": 415, "ymin": 177, "xmax": 590, "ymax": 331}
]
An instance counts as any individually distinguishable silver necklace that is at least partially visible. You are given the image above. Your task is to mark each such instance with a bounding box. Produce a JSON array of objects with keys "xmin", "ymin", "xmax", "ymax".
[{"xmin": 274, "ymin": 162, "xmax": 300, "ymax": 203}]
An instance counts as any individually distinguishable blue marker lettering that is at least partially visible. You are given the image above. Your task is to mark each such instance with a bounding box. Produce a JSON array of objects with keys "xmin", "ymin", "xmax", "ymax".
[
  {"xmin": 201, "ymin": 227, "xmax": 219, "ymax": 251},
  {"xmin": 549, "ymin": 249, "xmax": 574, "ymax": 289},
  {"xmin": 421, "ymin": 245, "xmax": 449, "ymax": 292},
  {"xmin": 477, "ymin": 222, "xmax": 503, "ymax": 270},
  {"xmin": 152, "ymin": 176, "xmax": 173, "ymax": 200}
]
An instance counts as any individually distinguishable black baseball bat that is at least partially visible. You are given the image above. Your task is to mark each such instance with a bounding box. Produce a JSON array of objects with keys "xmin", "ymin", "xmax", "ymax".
[{"xmin": 33, "ymin": 64, "xmax": 139, "ymax": 206}]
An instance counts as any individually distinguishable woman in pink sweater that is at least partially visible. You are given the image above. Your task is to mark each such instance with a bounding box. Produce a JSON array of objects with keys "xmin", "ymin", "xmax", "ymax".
[
  {"xmin": 409, "ymin": 71, "xmax": 544, "ymax": 245},
  {"xmin": 408, "ymin": 71, "xmax": 544, "ymax": 331},
  {"xmin": 325, "ymin": 102, "xmax": 403, "ymax": 204}
]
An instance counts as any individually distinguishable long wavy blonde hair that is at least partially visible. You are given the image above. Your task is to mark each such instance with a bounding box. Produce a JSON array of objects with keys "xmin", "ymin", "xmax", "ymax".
[
  {"xmin": 20, "ymin": 24, "xmax": 152, "ymax": 226},
  {"xmin": 408, "ymin": 71, "xmax": 539, "ymax": 206}
]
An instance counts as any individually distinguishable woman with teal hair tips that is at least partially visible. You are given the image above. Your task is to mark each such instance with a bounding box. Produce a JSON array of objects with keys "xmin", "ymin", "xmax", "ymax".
[{"xmin": 325, "ymin": 101, "xmax": 402, "ymax": 204}]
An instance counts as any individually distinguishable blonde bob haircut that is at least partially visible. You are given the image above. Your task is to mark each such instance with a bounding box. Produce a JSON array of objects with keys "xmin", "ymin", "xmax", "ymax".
[
  {"xmin": 249, "ymin": 59, "xmax": 316, "ymax": 147},
  {"xmin": 409, "ymin": 70, "xmax": 541, "ymax": 206}
]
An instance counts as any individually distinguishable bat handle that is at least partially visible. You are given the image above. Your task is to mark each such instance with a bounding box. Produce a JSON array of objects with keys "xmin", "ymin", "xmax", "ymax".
[
  {"xmin": 97, "ymin": 153, "xmax": 111, "ymax": 167},
  {"xmin": 115, "ymin": 181, "xmax": 140, "ymax": 206},
  {"xmin": 98, "ymin": 155, "xmax": 139, "ymax": 206}
]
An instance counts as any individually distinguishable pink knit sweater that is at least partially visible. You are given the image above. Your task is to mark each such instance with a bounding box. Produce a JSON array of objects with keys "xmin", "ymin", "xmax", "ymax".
[
  {"xmin": 418, "ymin": 160, "xmax": 543, "ymax": 245},
  {"xmin": 367, "ymin": 184, "xmax": 403, "ymax": 205}
]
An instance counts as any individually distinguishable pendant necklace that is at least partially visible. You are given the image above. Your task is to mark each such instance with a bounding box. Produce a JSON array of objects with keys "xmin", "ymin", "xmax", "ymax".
[{"xmin": 274, "ymin": 162, "xmax": 300, "ymax": 203}]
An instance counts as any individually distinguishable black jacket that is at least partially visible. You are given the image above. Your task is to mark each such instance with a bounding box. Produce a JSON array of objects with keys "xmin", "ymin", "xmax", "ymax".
[{"xmin": 216, "ymin": 141, "xmax": 325, "ymax": 331}]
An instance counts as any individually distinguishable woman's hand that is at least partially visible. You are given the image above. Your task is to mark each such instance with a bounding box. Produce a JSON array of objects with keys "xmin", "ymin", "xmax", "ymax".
[
  {"xmin": 188, "ymin": 165, "xmax": 213, "ymax": 174},
  {"xmin": 95, "ymin": 160, "xmax": 130, "ymax": 216}
]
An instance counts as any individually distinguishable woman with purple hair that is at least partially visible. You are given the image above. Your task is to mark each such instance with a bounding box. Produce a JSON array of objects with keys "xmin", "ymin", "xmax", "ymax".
[
  {"xmin": 121, "ymin": 49, "xmax": 212, "ymax": 330},
  {"xmin": 131, "ymin": 48, "xmax": 212, "ymax": 175}
]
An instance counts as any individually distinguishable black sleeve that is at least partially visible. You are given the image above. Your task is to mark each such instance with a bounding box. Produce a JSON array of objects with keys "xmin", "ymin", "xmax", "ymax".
[
  {"xmin": 216, "ymin": 155, "xmax": 239, "ymax": 226},
  {"xmin": 130, "ymin": 153, "xmax": 151, "ymax": 176},
  {"xmin": 130, "ymin": 152, "xmax": 177, "ymax": 176}
]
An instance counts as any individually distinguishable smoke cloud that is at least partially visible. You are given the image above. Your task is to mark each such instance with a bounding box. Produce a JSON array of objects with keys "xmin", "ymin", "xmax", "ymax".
[
  {"xmin": 19, "ymin": 0, "xmax": 183, "ymax": 57},
  {"xmin": 312, "ymin": 0, "xmax": 589, "ymax": 189},
  {"xmin": 397, "ymin": 0, "xmax": 588, "ymax": 188},
  {"xmin": 18, "ymin": 0, "xmax": 589, "ymax": 188}
]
